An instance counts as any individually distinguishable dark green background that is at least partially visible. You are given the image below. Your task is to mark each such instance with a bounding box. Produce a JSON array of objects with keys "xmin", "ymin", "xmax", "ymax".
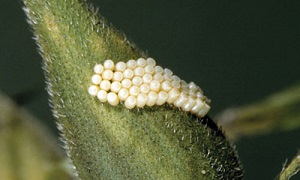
[{"xmin": 1, "ymin": 0, "xmax": 300, "ymax": 179}]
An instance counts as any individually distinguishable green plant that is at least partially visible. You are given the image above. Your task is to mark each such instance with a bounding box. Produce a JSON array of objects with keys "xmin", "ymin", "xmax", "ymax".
[
  {"xmin": 1, "ymin": 0, "xmax": 299, "ymax": 179},
  {"xmin": 21, "ymin": 0, "xmax": 242, "ymax": 179}
]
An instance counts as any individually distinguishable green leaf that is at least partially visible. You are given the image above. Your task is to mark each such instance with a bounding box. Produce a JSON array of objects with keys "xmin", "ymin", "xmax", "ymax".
[
  {"xmin": 22, "ymin": 0, "xmax": 243, "ymax": 179},
  {"xmin": 0, "ymin": 91, "xmax": 72, "ymax": 180}
]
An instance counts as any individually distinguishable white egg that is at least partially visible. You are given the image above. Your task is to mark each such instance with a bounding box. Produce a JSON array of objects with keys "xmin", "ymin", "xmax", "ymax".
[
  {"xmin": 182, "ymin": 97, "xmax": 196, "ymax": 112},
  {"xmin": 112, "ymin": 71, "xmax": 123, "ymax": 82},
  {"xmin": 164, "ymin": 68, "xmax": 173, "ymax": 76},
  {"xmin": 146, "ymin": 57, "xmax": 156, "ymax": 67},
  {"xmin": 103, "ymin": 59, "xmax": 115, "ymax": 70},
  {"xmin": 123, "ymin": 69, "xmax": 134, "ymax": 79},
  {"xmin": 153, "ymin": 73, "xmax": 164, "ymax": 83},
  {"xmin": 134, "ymin": 67, "xmax": 145, "ymax": 77},
  {"xmin": 100, "ymin": 80, "xmax": 111, "ymax": 91},
  {"xmin": 144, "ymin": 65, "xmax": 155, "ymax": 75},
  {"xmin": 110, "ymin": 81, "xmax": 121, "ymax": 93},
  {"xmin": 125, "ymin": 96, "xmax": 137, "ymax": 109},
  {"xmin": 102, "ymin": 70, "xmax": 113, "ymax": 80},
  {"xmin": 91, "ymin": 74, "xmax": 102, "ymax": 85},
  {"xmin": 149, "ymin": 80, "xmax": 161, "ymax": 92},
  {"xmin": 129, "ymin": 86, "xmax": 140, "ymax": 97},
  {"xmin": 188, "ymin": 82, "xmax": 198, "ymax": 92},
  {"xmin": 118, "ymin": 88, "xmax": 129, "ymax": 101},
  {"xmin": 154, "ymin": 66, "xmax": 163, "ymax": 74},
  {"xmin": 136, "ymin": 93, "xmax": 148, "ymax": 107},
  {"xmin": 146, "ymin": 91, "xmax": 158, "ymax": 107},
  {"xmin": 156, "ymin": 91, "xmax": 168, "ymax": 105},
  {"xmin": 140, "ymin": 84, "xmax": 150, "ymax": 94},
  {"xmin": 121, "ymin": 79, "xmax": 132, "ymax": 89},
  {"xmin": 107, "ymin": 92, "xmax": 119, "ymax": 106},
  {"xmin": 161, "ymin": 81, "xmax": 172, "ymax": 92},
  {"xmin": 126, "ymin": 60, "xmax": 137, "ymax": 69},
  {"xmin": 94, "ymin": 64, "xmax": 104, "ymax": 74},
  {"xmin": 197, "ymin": 104, "xmax": 210, "ymax": 118},
  {"xmin": 89, "ymin": 57, "xmax": 211, "ymax": 118},
  {"xmin": 115, "ymin": 61, "xmax": 126, "ymax": 72},
  {"xmin": 97, "ymin": 90, "xmax": 108, "ymax": 102},
  {"xmin": 132, "ymin": 77, "xmax": 143, "ymax": 86},
  {"xmin": 142, "ymin": 74, "xmax": 153, "ymax": 84},
  {"xmin": 137, "ymin": 58, "xmax": 147, "ymax": 67},
  {"xmin": 88, "ymin": 85, "xmax": 99, "ymax": 96},
  {"xmin": 191, "ymin": 99, "xmax": 204, "ymax": 114},
  {"xmin": 174, "ymin": 92, "xmax": 189, "ymax": 108},
  {"xmin": 167, "ymin": 88, "xmax": 180, "ymax": 103}
]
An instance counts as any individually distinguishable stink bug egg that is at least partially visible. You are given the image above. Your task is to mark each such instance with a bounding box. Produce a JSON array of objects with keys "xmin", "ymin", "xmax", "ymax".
[
  {"xmin": 89, "ymin": 57, "xmax": 211, "ymax": 118},
  {"xmin": 103, "ymin": 59, "xmax": 115, "ymax": 70}
]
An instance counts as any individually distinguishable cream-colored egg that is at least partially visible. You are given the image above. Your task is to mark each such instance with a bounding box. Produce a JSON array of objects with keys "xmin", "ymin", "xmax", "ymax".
[
  {"xmin": 189, "ymin": 90, "xmax": 197, "ymax": 98},
  {"xmin": 142, "ymin": 74, "xmax": 153, "ymax": 84},
  {"xmin": 146, "ymin": 91, "xmax": 158, "ymax": 106},
  {"xmin": 100, "ymin": 80, "xmax": 111, "ymax": 91},
  {"xmin": 88, "ymin": 85, "xmax": 99, "ymax": 96},
  {"xmin": 161, "ymin": 81, "xmax": 172, "ymax": 92},
  {"xmin": 172, "ymin": 75, "xmax": 181, "ymax": 82},
  {"xmin": 144, "ymin": 65, "xmax": 154, "ymax": 75},
  {"xmin": 121, "ymin": 79, "xmax": 132, "ymax": 89},
  {"xmin": 125, "ymin": 96, "xmax": 137, "ymax": 109},
  {"xmin": 102, "ymin": 70, "xmax": 113, "ymax": 80},
  {"xmin": 163, "ymin": 74, "xmax": 173, "ymax": 81},
  {"xmin": 132, "ymin": 77, "xmax": 143, "ymax": 86},
  {"xmin": 123, "ymin": 69, "xmax": 134, "ymax": 79},
  {"xmin": 182, "ymin": 97, "xmax": 196, "ymax": 112},
  {"xmin": 136, "ymin": 93, "xmax": 148, "ymax": 107},
  {"xmin": 149, "ymin": 80, "xmax": 161, "ymax": 92},
  {"xmin": 167, "ymin": 88, "xmax": 180, "ymax": 103},
  {"xmin": 129, "ymin": 86, "xmax": 140, "ymax": 97},
  {"xmin": 188, "ymin": 82, "xmax": 198, "ymax": 92},
  {"xmin": 112, "ymin": 71, "xmax": 123, "ymax": 82},
  {"xmin": 107, "ymin": 92, "xmax": 119, "ymax": 106},
  {"xmin": 137, "ymin": 58, "xmax": 147, "ymax": 67},
  {"xmin": 89, "ymin": 57, "xmax": 211, "ymax": 118},
  {"xmin": 153, "ymin": 74, "xmax": 164, "ymax": 83},
  {"xmin": 197, "ymin": 104, "xmax": 210, "ymax": 117},
  {"xmin": 115, "ymin": 61, "xmax": 126, "ymax": 72},
  {"xmin": 164, "ymin": 68, "xmax": 173, "ymax": 76},
  {"xmin": 171, "ymin": 81, "xmax": 181, "ymax": 89},
  {"xmin": 146, "ymin": 57, "xmax": 156, "ymax": 67},
  {"xmin": 156, "ymin": 91, "xmax": 168, "ymax": 105},
  {"xmin": 191, "ymin": 99, "xmax": 204, "ymax": 114},
  {"xmin": 174, "ymin": 92, "xmax": 189, "ymax": 108},
  {"xmin": 103, "ymin": 59, "xmax": 115, "ymax": 70},
  {"xmin": 97, "ymin": 90, "xmax": 108, "ymax": 102},
  {"xmin": 118, "ymin": 88, "xmax": 129, "ymax": 101},
  {"xmin": 154, "ymin": 66, "xmax": 164, "ymax": 74},
  {"xmin": 126, "ymin": 60, "xmax": 137, "ymax": 69},
  {"xmin": 91, "ymin": 74, "xmax": 102, "ymax": 85},
  {"xmin": 196, "ymin": 91, "xmax": 204, "ymax": 99},
  {"xmin": 110, "ymin": 81, "xmax": 121, "ymax": 93},
  {"xmin": 140, "ymin": 84, "xmax": 150, "ymax": 94},
  {"xmin": 94, "ymin": 64, "xmax": 104, "ymax": 74},
  {"xmin": 134, "ymin": 67, "xmax": 145, "ymax": 77}
]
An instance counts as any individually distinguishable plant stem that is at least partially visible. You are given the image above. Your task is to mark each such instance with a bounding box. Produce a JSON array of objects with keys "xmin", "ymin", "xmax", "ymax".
[{"xmin": 280, "ymin": 152, "xmax": 300, "ymax": 180}]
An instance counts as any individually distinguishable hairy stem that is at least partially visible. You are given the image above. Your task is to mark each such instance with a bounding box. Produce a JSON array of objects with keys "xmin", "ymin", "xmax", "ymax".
[
  {"xmin": 217, "ymin": 84, "xmax": 300, "ymax": 141},
  {"xmin": 280, "ymin": 152, "xmax": 300, "ymax": 180}
]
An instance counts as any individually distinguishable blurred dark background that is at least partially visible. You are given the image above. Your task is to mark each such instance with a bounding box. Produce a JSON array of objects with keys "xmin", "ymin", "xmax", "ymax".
[{"xmin": 1, "ymin": 0, "xmax": 300, "ymax": 179}]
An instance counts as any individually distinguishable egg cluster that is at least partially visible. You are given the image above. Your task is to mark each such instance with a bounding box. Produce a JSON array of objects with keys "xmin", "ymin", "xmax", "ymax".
[{"xmin": 88, "ymin": 58, "xmax": 210, "ymax": 118}]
